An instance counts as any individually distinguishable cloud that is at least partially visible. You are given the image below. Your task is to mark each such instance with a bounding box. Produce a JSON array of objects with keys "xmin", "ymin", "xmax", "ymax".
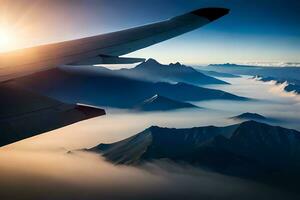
[
  {"xmin": 261, "ymin": 80, "xmax": 300, "ymax": 101},
  {"xmin": 0, "ymin": 149, "xmax": 295, "ymax": 200},
  {"xmin": 252, "ymin": 76, "xmax": 300, "ymax": 101},
  {"xmin": 236, "ymin": 62, "xmax": 300, "ymax": 67}
]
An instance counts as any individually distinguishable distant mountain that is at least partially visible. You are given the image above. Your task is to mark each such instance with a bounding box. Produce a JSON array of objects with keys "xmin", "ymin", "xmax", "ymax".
[
  {"xmin": 204, "ymin": 63, "xmax": 261, "ymax": 77},
  {"xmin": 255, "ymin": 76, "xmax": 300, "ymax": 95},
  {"xmin": 91, "ymin": 121, "xmax": 300, "ymax": 179},
  {"xmin": 231, "ymin": 112, "xmax": 267, "ymax": 121},
  {"xmin": 205, "ymin": 63, "xmax": 300, "ymax": 81},
  {"xmin": 15, "ymin": 68, "xmax": 247, "ymax": 109},
  {"xmin": 118, "ymin": 59, "xmax": 229, "ymax": 85},
  {"xmin": 133, "ymin": 94, "xmax": 198, "ymax": 111},
  {"xmin": 208, "ymin": 63, "xmax": 245, "ymax": 67},
  {"xmin": 197, "ymin": 69, "xmax": 240, "ymax": 78}
]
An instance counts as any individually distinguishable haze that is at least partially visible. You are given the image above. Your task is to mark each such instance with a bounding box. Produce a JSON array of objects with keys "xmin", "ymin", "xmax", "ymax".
[{"xmin": 1, "ymin": 77, "xmax": 300, "ymax": 199}]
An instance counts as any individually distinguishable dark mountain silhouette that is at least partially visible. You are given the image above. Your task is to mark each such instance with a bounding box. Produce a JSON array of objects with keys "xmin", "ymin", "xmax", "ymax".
[
  {"xmin": 15, "ymin": 67, "xmax": 247, "ymax": 109},
  {"xmin": 133, "ymin": 94, "xmax": 198, "ymax": 111},
  {"xmin": 117, "ymin": 59, "xmax": 229, "ymax": 85},
  {"xmin": 91, "ymin": 121, "xmax": 300, "ymax": 180},
  {"xmin": 231, "ymin": 112, "xmax": 267, "ymax": 121}
]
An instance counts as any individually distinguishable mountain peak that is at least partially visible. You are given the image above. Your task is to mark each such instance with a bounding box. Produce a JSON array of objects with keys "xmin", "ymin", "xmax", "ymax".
[
  {"xmin": 134, "ymin": 58, "xmax": 162, "ymax": 70},
  {"xmin": 231, "ymin": 113, "xmax": 267, "ymax": 121},
  {"xmin": 147, "ymin": 125, "xmax": 162, "ymax": 132},
  {"xmin": 145, "ymin": 58, "xmax": 161, "ymax": 65},
  {"xmin": 169, "ymin": 62, "xmax": 183, "ymax": 67},
  {"xmin": 126, "ymin": 59, "xmax": 229, "ymax": 85}
]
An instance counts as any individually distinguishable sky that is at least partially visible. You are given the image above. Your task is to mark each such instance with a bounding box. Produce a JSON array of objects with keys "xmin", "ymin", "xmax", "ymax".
[{"xmin": 0, "ymin": 0, "xmax": 299, "ymax": 65}]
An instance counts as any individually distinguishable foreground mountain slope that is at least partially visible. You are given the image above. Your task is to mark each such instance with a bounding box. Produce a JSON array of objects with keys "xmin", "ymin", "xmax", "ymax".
[
  {"xmin": 91, "ymin": 121, "xmax": 300, "ymax": 176},
  {"xmin": 91, "ymin": 124, "xmax": 238, "ymax": 165}
]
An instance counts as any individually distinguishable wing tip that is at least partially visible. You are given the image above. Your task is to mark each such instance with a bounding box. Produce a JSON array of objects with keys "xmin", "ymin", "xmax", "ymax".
[{"xmin": 191, "ymin": 7, "xmax": 230, "ymax": 21}]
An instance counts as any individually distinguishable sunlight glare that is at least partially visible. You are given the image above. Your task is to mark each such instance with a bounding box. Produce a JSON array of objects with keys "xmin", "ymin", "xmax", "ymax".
[{"xmin": 0, "ymin": 27, "xmax": 14, "ymax": 52}]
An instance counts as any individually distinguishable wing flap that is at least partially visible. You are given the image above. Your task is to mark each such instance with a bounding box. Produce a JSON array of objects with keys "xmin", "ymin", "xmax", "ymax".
[{"xmin": 0, "ymin": 82, "xmax": 105, "ymax": 147}]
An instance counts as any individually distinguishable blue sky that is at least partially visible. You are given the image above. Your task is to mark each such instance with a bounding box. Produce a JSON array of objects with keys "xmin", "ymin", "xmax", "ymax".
[{"xmin": 1, "ymin": 0, "xmax": 300, "ymax": 64}]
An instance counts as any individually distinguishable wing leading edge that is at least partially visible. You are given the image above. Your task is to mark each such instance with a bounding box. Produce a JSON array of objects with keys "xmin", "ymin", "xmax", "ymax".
[{"xmin": 0, "ymin": 7, "xmax": 229, "ymax": 82}]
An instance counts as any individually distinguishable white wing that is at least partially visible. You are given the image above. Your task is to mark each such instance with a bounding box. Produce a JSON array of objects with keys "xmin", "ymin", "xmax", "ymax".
[{"xmin": 0, "ymin": 7, "xmax": 229, "ymax": 82}]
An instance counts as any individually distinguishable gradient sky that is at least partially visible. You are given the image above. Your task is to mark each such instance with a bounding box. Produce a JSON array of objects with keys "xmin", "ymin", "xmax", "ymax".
[{"xmin": 0, "ymin": 0, "xmax": 299, "ymax": 64}]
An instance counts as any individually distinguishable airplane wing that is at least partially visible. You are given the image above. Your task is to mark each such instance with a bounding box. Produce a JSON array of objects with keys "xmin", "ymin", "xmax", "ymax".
[
  {"xmin": 0, "ymin": 7, "xmax": 229, "ymax": 147},
  {"xmin": 0, "ymin": 7, "xmax": 229, "ymax": 82}
]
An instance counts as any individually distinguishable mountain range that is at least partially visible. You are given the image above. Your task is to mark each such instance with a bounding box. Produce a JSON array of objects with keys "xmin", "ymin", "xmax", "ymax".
[
  {"xmin": 117, "ymin": 59, "xmax": 229, "ymax": 85},
  {"xmin": 14, "ymin": 63, "xmax": 247, "ymax": 110}
]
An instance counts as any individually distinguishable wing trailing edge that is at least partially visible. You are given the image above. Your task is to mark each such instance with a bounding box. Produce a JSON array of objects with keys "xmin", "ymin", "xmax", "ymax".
[{"xmin": 70, "ymin": 55, "xmax": 146, "ymax": 65}]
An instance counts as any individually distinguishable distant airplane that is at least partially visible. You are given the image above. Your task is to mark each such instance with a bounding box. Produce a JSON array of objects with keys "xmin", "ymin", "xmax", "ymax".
[{"xmin": 0, "ymin": 8, "xmax": 229, "ymax": 147}]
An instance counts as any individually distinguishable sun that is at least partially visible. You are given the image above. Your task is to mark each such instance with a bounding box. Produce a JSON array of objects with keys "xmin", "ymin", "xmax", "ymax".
[{"xmin": 0, "ymin": 28, "xmax": 14, "ymax": 52}]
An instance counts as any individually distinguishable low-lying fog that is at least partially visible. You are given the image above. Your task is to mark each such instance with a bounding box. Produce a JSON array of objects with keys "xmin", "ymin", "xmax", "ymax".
[{"xmin": 1, "ymin": 76, "xmax": 300, "ymax": 200}]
